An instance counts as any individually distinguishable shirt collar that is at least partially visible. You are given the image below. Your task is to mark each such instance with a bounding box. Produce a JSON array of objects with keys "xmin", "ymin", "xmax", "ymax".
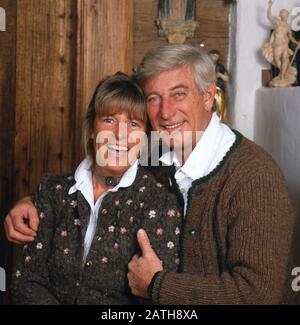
[
  {"xmin": 159, "ymin": 113, "xmax": 236, "ymax": 180},
  {"xmin": 68, "ymin": 157, "xmax": 139, "ymax": 196}
]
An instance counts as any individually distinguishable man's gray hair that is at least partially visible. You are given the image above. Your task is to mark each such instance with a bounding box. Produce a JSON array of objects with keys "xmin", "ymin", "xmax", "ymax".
[{"xmin": 135, "ymin": 44, "xmax": 216, "ymax": 93}]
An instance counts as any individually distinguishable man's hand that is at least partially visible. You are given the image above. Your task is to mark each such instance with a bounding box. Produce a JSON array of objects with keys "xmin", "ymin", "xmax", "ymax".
[
  {"xmin": 4, "ymin": 197, "xmax": 39, "ymax": 244},
  {"xmin": 127, "ymin": 229, "xmax": 163, "ymax": 299}
]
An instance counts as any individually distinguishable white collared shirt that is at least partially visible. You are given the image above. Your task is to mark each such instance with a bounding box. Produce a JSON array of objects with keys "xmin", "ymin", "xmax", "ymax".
[
  {"xmin": 68, "ymin": 158, "xmax": 139, "ymax": 264},
  {"xmin": 159, "ymin": 113, "xmax": 236, "ymax": 216}
]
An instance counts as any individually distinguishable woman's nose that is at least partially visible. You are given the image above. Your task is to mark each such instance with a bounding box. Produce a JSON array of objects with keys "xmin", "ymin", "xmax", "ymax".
[{"xmin": 115, "ymin": 122, "xmax": 128, "ymax": 141}]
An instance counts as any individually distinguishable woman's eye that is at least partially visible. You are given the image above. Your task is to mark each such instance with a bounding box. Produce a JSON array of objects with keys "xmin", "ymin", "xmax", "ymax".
[
  {"xmin": 103, "ymin": 118, "xmax": 114, "ymax": 124},
  {"xmin": 129, "ymin": 121, "xmax": 139, "ymax": 128}
]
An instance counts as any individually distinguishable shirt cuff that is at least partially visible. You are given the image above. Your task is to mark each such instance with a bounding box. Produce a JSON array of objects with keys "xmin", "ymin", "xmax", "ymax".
[{"xmin": 147, "ymin": 271, "xmax": 161, "ymax": 301}]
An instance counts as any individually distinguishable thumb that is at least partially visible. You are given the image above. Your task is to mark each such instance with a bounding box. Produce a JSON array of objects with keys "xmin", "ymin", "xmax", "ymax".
[
  {"xmin": 137, "ymin": 229, "xmax": 153, "ymax": 257},
  {"xmin": 28, "ymin": 207, "xmax": 40, "ymax": 232}
]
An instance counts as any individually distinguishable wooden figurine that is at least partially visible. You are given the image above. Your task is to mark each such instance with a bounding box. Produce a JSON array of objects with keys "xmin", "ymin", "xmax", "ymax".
[
  {"xmin": 209, "ymin": 50, "xmax": 230, "ymax": 123},
  {"xmin": 262, "ymin": 0, "xmax": 300, "ymax": 87}
]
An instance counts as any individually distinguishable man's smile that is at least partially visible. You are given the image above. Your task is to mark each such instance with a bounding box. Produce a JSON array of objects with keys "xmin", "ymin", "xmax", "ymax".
[{"xmin": 161, "ymin": 121, "xmax": 185, "ymax": 130}]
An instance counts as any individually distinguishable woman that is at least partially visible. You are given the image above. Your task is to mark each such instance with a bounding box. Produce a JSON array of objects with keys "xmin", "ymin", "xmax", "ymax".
[{"xmin": 11, "ymin": 72, "xmax": 182, "ymax": 305}]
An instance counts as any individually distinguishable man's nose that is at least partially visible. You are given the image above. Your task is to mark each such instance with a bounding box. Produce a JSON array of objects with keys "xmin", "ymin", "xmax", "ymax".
[{"xmin": 160, "ymin": 99, "xmax": 176, "ymax": 120}]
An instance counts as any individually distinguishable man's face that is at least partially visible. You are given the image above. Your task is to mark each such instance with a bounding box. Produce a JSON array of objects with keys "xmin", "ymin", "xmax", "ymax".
[{"xmin": 143, "ymin": 65, "xmax": 215, "ymax": 151}]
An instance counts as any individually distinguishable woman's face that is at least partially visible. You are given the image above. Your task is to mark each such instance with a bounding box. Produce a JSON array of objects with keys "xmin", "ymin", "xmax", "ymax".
[{"xmin": 91, "ymin": 112, "xmax": 147, "ymax": 177}]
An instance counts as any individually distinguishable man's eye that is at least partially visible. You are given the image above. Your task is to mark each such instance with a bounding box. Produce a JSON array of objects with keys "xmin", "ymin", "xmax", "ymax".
[
  {"xmin": 175, "ymin": 92, "xmax": 186, "ymax": 97},
  {"xmin": 147, "ymin": 96, "xmax": 160, "ymax": 104}
]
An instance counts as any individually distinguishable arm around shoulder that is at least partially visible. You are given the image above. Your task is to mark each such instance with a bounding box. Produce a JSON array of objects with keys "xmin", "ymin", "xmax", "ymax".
[{"xmin": 11, "ymin": 176, "xmax": 60, "ymax": 304}]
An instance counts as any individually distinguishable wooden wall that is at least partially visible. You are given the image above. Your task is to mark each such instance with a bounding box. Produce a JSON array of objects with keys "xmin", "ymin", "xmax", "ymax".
[
  {"xmin": 0, "ymin": 0, "xmax": 230, "ymax": 303},
  {"xmin": 134, "ymin": 0, "xmax": 231, "ymax": 68},
  {"xmin": 0, "ymin": 0, "xmax": 16, "ymax": 304}
]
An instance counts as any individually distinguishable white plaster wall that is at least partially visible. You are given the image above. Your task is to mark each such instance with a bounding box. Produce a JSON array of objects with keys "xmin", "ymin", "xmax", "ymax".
[{"xmin": 228, "ymin": 0, "xmax": 300, "ymax": 140}]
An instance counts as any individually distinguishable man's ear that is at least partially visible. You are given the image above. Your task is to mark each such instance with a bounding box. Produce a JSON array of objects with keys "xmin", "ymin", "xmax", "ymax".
[{"xmin": 203, "ymin": 83, "xmax": 216, "ymax": 112}]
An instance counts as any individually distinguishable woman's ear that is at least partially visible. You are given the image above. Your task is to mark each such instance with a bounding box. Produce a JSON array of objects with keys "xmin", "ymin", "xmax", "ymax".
[{"xmin": 203, "ymin": 83, "xmax": 217, "ymax": 112}]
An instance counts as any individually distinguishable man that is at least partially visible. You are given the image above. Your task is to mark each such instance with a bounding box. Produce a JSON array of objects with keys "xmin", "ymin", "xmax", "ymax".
[{"xmin": 5, "ymin": 44, "xmax": 294, "ymax": 304}]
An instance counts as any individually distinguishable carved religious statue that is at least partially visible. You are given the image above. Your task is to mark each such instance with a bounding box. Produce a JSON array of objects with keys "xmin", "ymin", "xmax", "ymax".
[
  {"xmin": 156, "ymin": 0, "xmax": 198, "ymax": 43},
  {"xmin": 262, "ymin": 0, "xmax": 300, "ymax": 87},
  {"xmin": 209, "ymin": 50, "xmax": 230, "ymax": 123}
]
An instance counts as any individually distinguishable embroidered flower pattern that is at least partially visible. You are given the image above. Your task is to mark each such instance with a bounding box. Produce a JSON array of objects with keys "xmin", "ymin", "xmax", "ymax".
[
  {"xmin": 63, "ymin": 248, "xmax": 70, "ymax": 256},
  {"xmin": 56, "ymin": 184, "xmax": 62, "ymax": 190},
  {"xmin": 167, "ymin": 209, "xmax": 176, "ymax": 217},
  {"xmin": 36, "ymin": 242, "xmax": 43, "ymax": 250},
  {"xmin": 74, "ymin": 219, "xmax": 81, "ymax": 226},
  {"xmin": 149, "ymin": 210, "xmax": 156, "ymax": 219},
  {"xmin": 108, "ymin": 226, "xmax": 115, "ymax": 233},
  {"xmin": 25, "ymin": 256, "xmax": 31, "ymax": 263},
  {"xmin": 175, "ymin": 227, "xmax": 180, "ymax": 235},
  {"xmin": 156, "ymin": 228, "xmax": 163, "ymax": 236},
  {"xmin": 139, "ymin": 186, "xmax": 146, "ymax": 192},
  {"xmin": 61, "ymin": 230, "xmax": 68, "ymax": 237},
  {"xmin": 70, "ymin": 200, "xmax": 77, "ymax": 208},
  {"xmin": 156, "ymin": 182, "xmax": 163, "ymax": 188},
  {"xmin": 101, "ymin": 257, "xmax": 108, "ymax": 264},
  {"xmin": 39, "ymin": 212, "xmax": 45, "ymax": 220},
  {"xmin": 126, "ymin": 199, "xmax": 133, "ymax": 206},
  {"xmin": 167, "ymin": 241, "xmax": 175, "ymax": 249},
  {"xmin": 120, "ymin": 227, "xmax": 127, "ymax": 234},
  {"xmin": 16, "ymin": 270, "xmax": 21, "ymax": 278}
]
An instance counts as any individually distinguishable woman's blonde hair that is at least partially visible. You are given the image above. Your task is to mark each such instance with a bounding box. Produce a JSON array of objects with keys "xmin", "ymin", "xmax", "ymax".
[{"xmin": 83, "ymin": 72, "xmax": 147, "ymax": 167}]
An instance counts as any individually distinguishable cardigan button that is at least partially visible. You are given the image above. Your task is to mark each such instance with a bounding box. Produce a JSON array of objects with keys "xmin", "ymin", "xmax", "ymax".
[{"xmin": 75, "ymin": 281, "xmax": 80, "ymax": 287}]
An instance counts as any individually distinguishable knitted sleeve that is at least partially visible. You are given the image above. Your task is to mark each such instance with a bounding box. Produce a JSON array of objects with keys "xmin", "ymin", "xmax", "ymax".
[
  {"xmin": 11, "ymin": 175, "xmax": 60, "ymax": 305},
  {"xmin": 140, "ymin": 190, "xmax": 182, "ymax": 274},
  {"xmin": 150, "ymin": 169, "xmax": 294, "ymax": 305}
]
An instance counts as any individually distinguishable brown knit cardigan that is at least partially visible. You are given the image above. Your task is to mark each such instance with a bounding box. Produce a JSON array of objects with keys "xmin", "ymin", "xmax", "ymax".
[{"xmin": 150, "ymin": 131, "xmax": 295, "ymax": 305}]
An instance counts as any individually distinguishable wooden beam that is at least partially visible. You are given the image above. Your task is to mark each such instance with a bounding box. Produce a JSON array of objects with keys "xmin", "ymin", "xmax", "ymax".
[
  {"xmin": 14, "ymin": 0, "xmax": 76, "ymax": 198},
  {"xmin": 74, "ymin": 0, "xmax": 134, "ymax": 164}
]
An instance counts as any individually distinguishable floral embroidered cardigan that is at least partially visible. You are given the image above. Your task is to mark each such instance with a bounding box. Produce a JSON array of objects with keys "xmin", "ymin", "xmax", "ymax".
[{"xmin": 11, "ymin": 166, "xmax": 182, "ymax": 305}]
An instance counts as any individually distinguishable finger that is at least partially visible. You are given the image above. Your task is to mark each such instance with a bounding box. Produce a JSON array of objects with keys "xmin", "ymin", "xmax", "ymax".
[
  {"xmin": 3, "ymin": 221, "xmax": 23, "ymax": 244},
  {"xmin": 5, "ymin": 217, "xmax": 35, "ymax": 243},
  {"xmin": 10, "ymin": 212, "xmax": 37, "ymax": 237},
  {"xmin": 137, "ymin": 229, "xmax": 154, "ymax": 257},
  {"xmin": 28, "ymin": 207, "xmax": 40, "ymax": 232},
  {"xmin": 128, "ymin": 255, "xmax": 139, "ymax": 271}
]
